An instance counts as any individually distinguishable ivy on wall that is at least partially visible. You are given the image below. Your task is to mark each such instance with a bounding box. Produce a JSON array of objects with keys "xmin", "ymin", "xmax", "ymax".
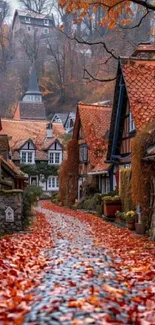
[
  {"xmin": 59, "ymin": 139, "xmax": 79, "ymax": 207},
  {"xmin": 21, "ymin": 162, "xmax": 58, "ymax": 180},
  {"xmin": 119, "ymin": 168, "xmax": 134, "ymax": 213},
  {"xmin": 131, "ymin": 121, "xmax": 155, "ymax": 229}
]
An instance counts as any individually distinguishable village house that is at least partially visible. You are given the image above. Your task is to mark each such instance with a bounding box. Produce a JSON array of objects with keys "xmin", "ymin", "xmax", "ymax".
[
  {"xmin": 106, "ymin": 42, "xmax": 155, "ymax": 238},
  {"xmin": 12, "ymin": 9, "xmax": 55, "ymax": 59},
  {"xmin": 59, "ymin": 102, "xmax": 112, "ymax": 205},
  {"xmin": 106, "ymin": 42, "xmax": 155, "ymax": 190},
  {"xmin": 0, "ymin": 119, "xmax": 65, "ymax": 192},
  {"xmin": 50, "ymin": 112, "xmax": 76, "ymax": 134},
  {"xmin": 12, "ymin": 9, "xmax": 55, "ymax": 38}
]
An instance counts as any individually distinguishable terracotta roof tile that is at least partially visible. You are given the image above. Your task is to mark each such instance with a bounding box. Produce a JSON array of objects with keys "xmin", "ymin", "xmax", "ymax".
[
  {"xmin": 78, "ymin": 103, "xmax": 111, "ymax": 172},
  {"xmin": 0, "ymin": 156, "xmax": 25, "ymax": 177},
  {"xmin": 0, "ymin": 120, "xmax": 65, "ymax": 158},
  {"xmin": 122, "ymin": 59, "xmax": 155, "ymax": 130}
]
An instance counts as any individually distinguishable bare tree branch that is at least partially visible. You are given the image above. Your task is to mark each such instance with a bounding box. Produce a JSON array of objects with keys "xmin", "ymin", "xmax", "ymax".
[
  {"xmin": 83, "ymin": 68, "xmax": 116, "ymax": 82},
  {"xmin": 60, "ymin": 30, "xmax": 119, "ymax": 60}
]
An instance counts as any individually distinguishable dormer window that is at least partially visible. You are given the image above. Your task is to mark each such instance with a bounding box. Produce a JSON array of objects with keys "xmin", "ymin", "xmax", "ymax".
[
  {"xmin": 129, "ymin": 111, "xmax": 135, "ymax": 132},
  {"xmin": 48, "ymin": 151, "xmax": 62, "ymax": 165},
  {"xmin": 20, "ymin": 150, "xmax": 35, "ymax": 164},
  {"xmin": 25, "ymin": 16, "xmax": 31, "ymax": 23},
  {"xmin": 44, "ymin": 19, "xmax": 49, "ymax": 26}
]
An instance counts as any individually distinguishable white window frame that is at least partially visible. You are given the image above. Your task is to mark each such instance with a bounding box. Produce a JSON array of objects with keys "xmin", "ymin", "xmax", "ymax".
[
  {"xmin": 48, "ymin": 151, "xmax": 62, "ymax": 165},
  {"xmin": 47, "ymin": 176, "xmax": 59, "ymax": 190},
  {"xmin": 25, "ymin": 17, "xmax": 31, "ymax": 23},
  {"xmin": 20, "ymin": 150, "xmax": 35, "ymax": 165},
  {"xmin": 129, "ymin": 111, "xmax": 135, "ymax": 132},
  {"xmin": 44, "ymin": 19, "xmax": 49, "ymax": 26},
  {"xmin": 102, "ymin": 177, "xmax": 110, "ymax": 194}
]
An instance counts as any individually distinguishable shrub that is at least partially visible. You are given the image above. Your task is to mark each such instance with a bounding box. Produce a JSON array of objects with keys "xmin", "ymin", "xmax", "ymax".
[
  {"xmin": 103, "ymin": 195, "xmax": 120, "ymax": 202},
  {"xmin": 23, "ymin": 185, "xmax": 43, "ymax": 229},
  {"xmin": 96, "ymin": 205, "xmax": 102, "ymax": 216}
]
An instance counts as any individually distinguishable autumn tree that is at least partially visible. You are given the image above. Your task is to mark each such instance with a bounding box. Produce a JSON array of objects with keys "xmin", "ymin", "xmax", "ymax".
[{"xmin": 58, "ymin": 0, "xmax": 154, "ymax": 29}]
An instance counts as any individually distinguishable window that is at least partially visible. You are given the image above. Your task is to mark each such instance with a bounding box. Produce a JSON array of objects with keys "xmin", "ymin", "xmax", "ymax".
[
  {"xmin": 21, "ymin": 151, "xmax": 26, "ymax": 164},
  {"xmin": 79, "ymin": 145, "xmax": 88, "ymax": 162},
  {"xmin": 20, "ymin": 151, "xmax": 35, "ymax": 164},
  {"xmin": 129, "ymin": 111, "xmax": 135, "ymax": 132},
  {"xmin": 44, "ymin": 28, "xmax": 49, "ymax": 34},
  {"xmin": 35, "ymin": 27, "xmax": 38, "ymax": 32},
  {"xmin": 48, "ymin": 151, "xmax": 62, "ymax": 165},
  {"xmin": 48, "ymin": 176, "xmax": 59, "ymax": 190},
  {"xmin": 25, "ymin": 17, "xmax": 31, "ymax": 23},
  {"xmin": 44, "ymin": 19, "xmax": 49, "ymax": 26},
  {"xmin": 55, "ymin": 152, "xmax": 60, "ymax": 164},
  {"xmin": 27, "ymin": 26, "xmax": 31, "ymax": 31},
  {"xmin": 102, "ymin": 177, "xmax": 110, "ymax": 194},
  {"xmin": 28, "ymin": 152, "xmax": 33, "ymax": 163}
]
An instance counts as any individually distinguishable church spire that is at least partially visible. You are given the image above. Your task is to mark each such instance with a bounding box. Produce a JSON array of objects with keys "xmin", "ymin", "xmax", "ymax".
[{"xmin": 22, "ymin": 61, "xmax": 42, "ymax": 103}]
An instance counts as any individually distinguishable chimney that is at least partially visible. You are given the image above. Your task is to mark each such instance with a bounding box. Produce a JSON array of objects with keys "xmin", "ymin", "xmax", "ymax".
[{"xmin": 46, "ymin": 123, "xmax": 52, "ymax": 138}]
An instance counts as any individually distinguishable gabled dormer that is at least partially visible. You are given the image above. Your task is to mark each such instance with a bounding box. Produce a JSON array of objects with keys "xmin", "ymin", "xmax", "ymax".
[
  {"xmin": 19, "ymin": 139, "xmax": 36, "ymax": 164},
  {"xmin": 47, "ymin": 140, "xmax": 63, "ymax": 165}
]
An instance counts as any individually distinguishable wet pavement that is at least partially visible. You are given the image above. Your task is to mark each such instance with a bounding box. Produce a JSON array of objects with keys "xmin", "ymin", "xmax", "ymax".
[{"xmin": 23, "ymin": 206, "xmax": 155, "ymax": 325}]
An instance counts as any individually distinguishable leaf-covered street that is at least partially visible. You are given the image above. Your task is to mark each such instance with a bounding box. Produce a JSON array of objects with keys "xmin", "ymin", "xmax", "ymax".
[{"xmin": 1, "ymin": 201, "xmax": 154, "ymax": 324}]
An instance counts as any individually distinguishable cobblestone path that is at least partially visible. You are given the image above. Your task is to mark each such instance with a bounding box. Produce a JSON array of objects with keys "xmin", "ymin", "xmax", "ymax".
[{"xmin": 24, "ymin": 205, "xmax": 155, "ymax": 325}]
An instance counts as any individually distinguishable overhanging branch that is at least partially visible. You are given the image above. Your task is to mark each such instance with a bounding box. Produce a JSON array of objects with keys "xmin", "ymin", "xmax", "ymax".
[{"xmin": 83, "ymin": 68, "xmax": 116, "ymax": 82}]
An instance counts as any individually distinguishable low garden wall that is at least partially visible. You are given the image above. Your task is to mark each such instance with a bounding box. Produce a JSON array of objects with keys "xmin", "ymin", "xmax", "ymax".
[{"xmin": 0, "ymin": 190, "xmax": 23, "ymax": 235}]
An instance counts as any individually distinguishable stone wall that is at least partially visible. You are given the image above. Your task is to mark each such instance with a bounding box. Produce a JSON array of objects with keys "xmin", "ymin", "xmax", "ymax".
[{"xmin": 0, "ymin": 190, "xmax": 23, "ymax": 235}]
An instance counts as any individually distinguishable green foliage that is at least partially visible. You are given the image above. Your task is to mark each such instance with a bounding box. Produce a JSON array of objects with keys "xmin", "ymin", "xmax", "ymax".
[
  {"xmin": 51, "ymin": 192, "xmax": 59, "ymax": 204},
  {"xmin": 0, "ymin": 189, "xmax": 23, "ymax": 194},
  {"xmin": 23, "ymin": 185, "xmax": 43, "ymax": 229},
  {"xmin": 61, "ymin": 133, "xmax": 72, "ymax": 146},
  {"xmin": 124, "ymin": 210, "xmax": 136, "ymax": 222},
  {"xmin": 21, "ymin": 162, "xmax": 58, "ymax": 180},
  {"xmin": 96, "ymin": 205, "xmax": 102, "ymax": 216},
  {"xmin": 103, "ymin": 195, "xmax": 120, "ymax": 202}
]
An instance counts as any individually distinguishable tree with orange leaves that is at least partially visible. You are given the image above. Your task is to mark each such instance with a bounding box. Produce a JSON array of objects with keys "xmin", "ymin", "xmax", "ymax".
[{"xmin": 58, "ymin": 0, "xmax": 154, "ymax": 29}]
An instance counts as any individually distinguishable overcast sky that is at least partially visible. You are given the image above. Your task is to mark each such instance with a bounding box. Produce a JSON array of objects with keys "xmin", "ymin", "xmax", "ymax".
[{"xmin": 10, "ymin": 0, "xmax": 19, "ymax": 14}]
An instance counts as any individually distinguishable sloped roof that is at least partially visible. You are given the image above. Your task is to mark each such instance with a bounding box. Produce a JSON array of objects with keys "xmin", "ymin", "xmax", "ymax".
[
  {"xmin": 77, "ymin": 103, "xmax": 111, "ymax": 172},
  {"xmin": 26, "ymin": 62, "xmax": 41, "ymax": 96},
  {"xmin": 50, "ymin": 113, "xmax": 69, "ymax": 125},
  {"xmin": 122, "ymin": 59, "xmax": 155, "ymax": 131},
  {"xmin": 0, "ymin": 120, "xmax": 65, "ymax": 155},
  {"xmin": 14, "ymin": 102, "xmax": 46, "ymax": 120},
  {"xmin": 0, "ymin": 156, "xmax": 25, "ymax": 178}
]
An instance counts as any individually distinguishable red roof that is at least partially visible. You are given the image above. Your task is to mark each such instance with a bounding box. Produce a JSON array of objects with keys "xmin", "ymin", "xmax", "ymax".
[
  {"xmin": 0, "ymin": 119, "xmax": 65, "ymax": 160},
  {"xmin": 122, "ymin": 59, "xmax": 155, "ymax": 130},
  {"xmin": 78, "ymin": 103, "xmax": 111, "ymax": 172}
]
